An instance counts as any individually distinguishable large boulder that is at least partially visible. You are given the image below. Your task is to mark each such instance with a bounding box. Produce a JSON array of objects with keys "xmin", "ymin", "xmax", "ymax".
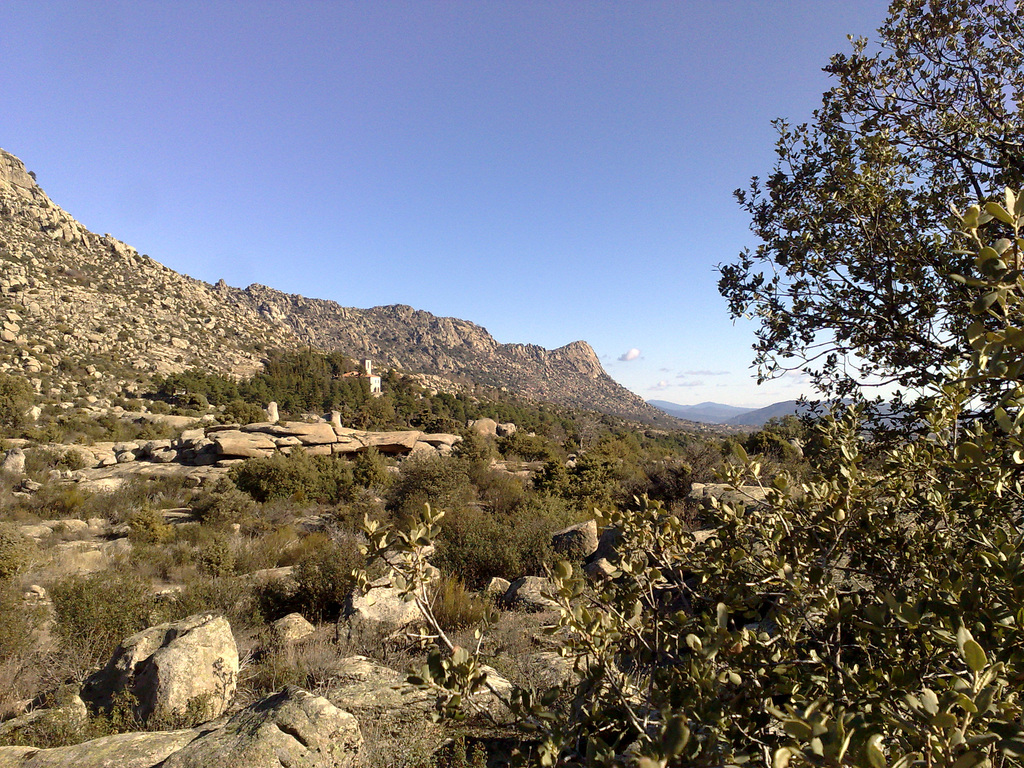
[
  {"xmin": 0, "ymin": 688, "xmax": 360, "ymax": 768},
  {"xmin": 0, "ymin": 730, "xmax": 201, "ymax": 768},
  {"xmin": 551, "ymin": 519, "xmax": 599, "ymax": 559},
  {"xmin": 501, "ymin": 576, "xmax": 559, "ymax": 612},
  {"xmin": 248, "ymin": 421, "xmax": 338, "ymax": 446},
  {"xmin": 210, "ymin": 430, "xmax": 276, "ymax": 459},
  {"xmin": 358, "ymin": 430, "xmax": 422, "ymax": 454},
  {"xmin": 82, "ymin": 613, "xmax": 238, "ymax": 722},
  {"xmin": 162, "ymin": 686, "xmax": 361, "ymax": 768},
  {"xmin": 271, "ymin": 613, "xmax": 316, "ymax": 645},
  {"xmin": 337, "ymin": 576, "xmax": 426, "ymax": 639}
]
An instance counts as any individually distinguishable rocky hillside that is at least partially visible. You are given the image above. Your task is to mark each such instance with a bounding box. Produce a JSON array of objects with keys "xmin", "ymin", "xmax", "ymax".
[{"xmin": 0, "ymin": 148, "xmax": 663, "ymax": 422}]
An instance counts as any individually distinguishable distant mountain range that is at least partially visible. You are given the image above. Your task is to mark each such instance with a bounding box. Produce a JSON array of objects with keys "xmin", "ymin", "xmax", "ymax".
[{"xmin": 648, "ymin": 399, "xmax": 806, "ymax": 427}]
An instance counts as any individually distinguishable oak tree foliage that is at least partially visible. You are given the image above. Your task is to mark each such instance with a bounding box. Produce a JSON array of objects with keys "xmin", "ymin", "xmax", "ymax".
[{"xmin": 719, "ymin": 0, "xmax": 1024, "ymax": 398}]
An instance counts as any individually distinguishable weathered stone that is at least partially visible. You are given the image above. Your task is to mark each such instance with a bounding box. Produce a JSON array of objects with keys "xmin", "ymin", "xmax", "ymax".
[
  {"xmin": 162, "ymin": 686, "xmax": 361, "ymax": 768},
  {"xmin": 337, "ymin": 572, "xmax": 435, "ymax": 638},
  {"xmin": 2, "ymin": 447, "xmax": 26, "ymax": 474},
  {"xmin": 0, "ymin": 729, "xmax": 201, "ymax": 768},
  {"xmin": 501, "ymin": 576, "xmax": 558, "ymax": 612},
  {"xmin": 583, "ymin": 557, "xmax": 617, "ymax": 581},
  {"xmin": 211, "ymin": 430, "xmax": 276, "ymax": 459},
  {"xmin": 358, "ymin": 430, "xmax": 422, "ymax": 454},
  {"xmin": 259, "ymin": 421, "xmax": 339, "ymax": 446},
  {"xmin": 468, "ymin": 418, "xmax": 498, "ymax": 437},
  {"xmin": 271, "ymin": 613, "xmax": 315, "ymax": 644},
  {"xmin": 496, "ymin": 422, "xmax": 517, "ymax": 437},
  {"xmin": 485, "ymin": 577, "xmax": 511, "ymax": 597},
  {"xmin": 551, "ymin": 519, "xmax": 599, "ymax": 559},
  {"xmin": 82, "ymin": 613, "xmax": 238, "ymax": 722},
  {"xmin": 419, "ymin": 433, "xmax": 462, "ymax": 448},
  {"xmin": 265, "ymin": 401, "xmax": 279, "ymax": 423}
]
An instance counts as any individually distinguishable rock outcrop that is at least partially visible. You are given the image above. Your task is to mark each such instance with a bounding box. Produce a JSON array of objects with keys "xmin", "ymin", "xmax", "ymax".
[
  {"xmin": 82, "ymin": 613, "xmax": 239, "ymax": 722},
  {"xmin": 162, "ymin": 686, "xmax": 361, "ymax": 768},
  {"xmin": 0, "ymin": 687, "xmax": 361, "ymax": 768}
]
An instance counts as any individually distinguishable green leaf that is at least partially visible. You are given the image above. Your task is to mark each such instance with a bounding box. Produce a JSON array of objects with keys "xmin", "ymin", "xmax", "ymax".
[
  {"xmin": 865, "ymin": 734, "xmax": 887, "ymax": 768},
  {"xmin": 955, "ymin": 442, "xmax": 985, "ymax": 463},
  {"xmin": 985, "ymin": 201, "xmax": 1014, "ymax": 225},
  {"xmin": 717, "ymin": 602, "xmax": 729, "ymax": 629},
  {"xmin": 920, "ymin": 687, "xmax": 939, "ymax": 715},
  {"xmin": 662, "ymin": 715, "xmax": 690, "ymax": 756},
  {"xmin": 962, "ymin": 639, "xmax": 987, "ymax": 673}
]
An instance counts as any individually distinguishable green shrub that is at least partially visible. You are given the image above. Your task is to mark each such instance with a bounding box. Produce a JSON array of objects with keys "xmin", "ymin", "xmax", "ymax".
[
  {"xmin": 0, "ymin": 373, "xmax": 33, "ymax": 435},
  {"xmin": 126, "ymin": 507, "xmax": 172, "ymax": 545},
  {"xmin": 0, "ymin": 522, "xmax": 30, "ymax": 581},
  {"xmin": 230, "ymin": 449, "xmax": 355, "ymax": 504},
  {"xmin": 221, "ymin": 399, "xmax": 265, "ymax": 425},
  {"xmin": 387, "ymin": 454, "xmax": 474, "ymax": 522},
  {"xmin": 0, "ymin": 581, "xmax": 42, "ymax": 660},
  {"xmin": 50, "ymin": 571, "xmax": 151, "ymax": 667},
  {"xmin": 291, "ymin": 532, "xmax": 361, "ymax": 622},
  {"xmin": 351, "ymin": 447, "xmax": 392, "ymax": 491},
  {"xmin": 190, "ymin": 478, "xmax": 255, "ymax": 526},
  {"xmin": 194, "ymin": 532, "xmax": 235, "ymax": 577},
  {"xmin": 434, "ymin": 496, "xmax": 569, "ymax": 589}
]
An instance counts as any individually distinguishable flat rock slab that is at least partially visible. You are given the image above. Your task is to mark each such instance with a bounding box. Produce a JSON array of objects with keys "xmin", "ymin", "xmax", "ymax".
[
  {"xmin": 0, "ymin": 729, "xmax": 201, "ymax": 768},
  {"xmin": 162, "ymin": 686, "xmax": 361, "ymax": 768},
  {"xmin": 211, "ymin": 431, "xmax": 277, "ymax": 459}
]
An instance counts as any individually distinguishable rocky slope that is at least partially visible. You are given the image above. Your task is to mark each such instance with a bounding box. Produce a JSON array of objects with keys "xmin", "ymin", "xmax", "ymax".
[{"xmin": 0, "ymin": 148, "xmax": 662, "ymax": 422}]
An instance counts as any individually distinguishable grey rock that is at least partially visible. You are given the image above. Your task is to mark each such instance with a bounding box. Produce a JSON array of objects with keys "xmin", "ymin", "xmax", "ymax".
[
  {"xmin": 2, "ymin": 447, "xmax": 25, "ymax": 474},
  {"xmin": 162, "ymin": 685, "xmax": 361, "ymax": 768},
  {"xmin": 501, "ymin": 576, "xmax": 559, "ymax": 612},
  {"xmin": 82, "ymin": 613, "xmax": 238, "ymax": 723},
  {"xmin": 551, "ymin": 519, "xmax": 599, "ymax": 559}
]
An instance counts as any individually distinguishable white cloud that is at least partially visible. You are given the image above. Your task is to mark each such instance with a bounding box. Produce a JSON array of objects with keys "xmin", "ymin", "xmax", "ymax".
[
  {"xmin": 683, "ymin": 369, "xmax": 729, "ymax": 376},
  {"xmin": 648, "ymin": 380, "xmax": 670, "ymax": 391},
  {"xmin": 618, "ymin": 348, "xmax": 641, "ymax": 362}
]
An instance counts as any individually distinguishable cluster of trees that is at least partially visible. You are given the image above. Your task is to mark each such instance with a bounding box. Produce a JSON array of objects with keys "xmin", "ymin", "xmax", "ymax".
[{"xmin": 152, "ymin": 348, "xmax": 604, "ymax": 439}]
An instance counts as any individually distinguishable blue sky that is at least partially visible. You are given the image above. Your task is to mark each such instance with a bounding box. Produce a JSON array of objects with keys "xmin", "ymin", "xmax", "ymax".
[{"xmin": 1, "ymin": 1, "xmax": 892, "ymax": 407}]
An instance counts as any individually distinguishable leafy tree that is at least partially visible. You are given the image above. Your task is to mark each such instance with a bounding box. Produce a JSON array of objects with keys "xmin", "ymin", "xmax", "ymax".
[
  {"xmin": 720, "ymin": 0, "xmax": 1024, "ymax": 400},
  {"xmin": 369, "ymin": 193, "xmax": 1024, "ymax": 767},
  {"xmin": 0, "ymin": 373, "xmax": 33, "ymax": 433}
]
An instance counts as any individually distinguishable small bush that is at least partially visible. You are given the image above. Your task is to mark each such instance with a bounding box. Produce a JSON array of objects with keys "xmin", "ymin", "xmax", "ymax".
[
  {"xmin": 221, "ymin": 399, "xmax": 265, "ymax": 425},
  {"xmin": 230, "ymin": 449, "xmax": 355, "ymax": 504},
  {"xmin": 291, "ymin": 532, "xmax": 362, "ymax": 622},
  {"xmin": 50, "ymin": 571, "xmax": 152, "ymax": 668},
  {"xmin": 0, "ymin": 373, "xmax": 33, "ymax": 435},
  {"xmin": 190, "ymin": 478, "xmax": 255, "ymax": 527},
  {"xmin": 126, "ymin": 507, "xmax": 172, "ymax": 545},
  {"xmin": 194, "ymin": 532, "xmax": 236, "ymax": 577},
  {"xmin": 0, "ymin": 522, "xmax": 30, "ymax": 581},
  {"xmin": 430, "ymin": 575, "xmax": 493, "ymax": 631}
]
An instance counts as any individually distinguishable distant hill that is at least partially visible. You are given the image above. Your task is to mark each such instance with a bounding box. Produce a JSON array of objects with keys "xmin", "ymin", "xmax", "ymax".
[
  {"xmin": 0, "ymin": 147, "xmax": 668, "ymax": 424},
  {"xmin": 727, "ymin": 400, "xmax": 805, "ymax": 426},
  {"xmin": 648, "ymin": 400, "xmax": 755, "ymax": 424},
  {"xmin": 648, "ymin": 398, "xmax": 808, "ymax": 428}
]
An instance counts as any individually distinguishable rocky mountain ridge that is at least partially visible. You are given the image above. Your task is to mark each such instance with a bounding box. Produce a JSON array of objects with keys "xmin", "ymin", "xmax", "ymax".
[{"xmin": 0, "ymin": 148, "xmax": 662, "ymax": 422}]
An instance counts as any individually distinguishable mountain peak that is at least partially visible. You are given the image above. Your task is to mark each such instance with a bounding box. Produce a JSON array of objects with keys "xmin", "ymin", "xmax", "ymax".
[{"xmin": 0, "ymin": 148, "xmax": 45, "ymax": 200}]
